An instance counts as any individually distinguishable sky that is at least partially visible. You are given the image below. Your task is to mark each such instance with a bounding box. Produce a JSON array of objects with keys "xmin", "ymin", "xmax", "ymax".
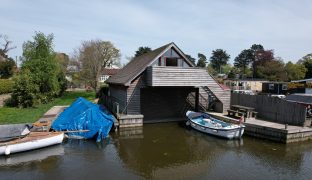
[{"xmin": 1, "ymin": 0, "xmax": 312, "ymax": 65}]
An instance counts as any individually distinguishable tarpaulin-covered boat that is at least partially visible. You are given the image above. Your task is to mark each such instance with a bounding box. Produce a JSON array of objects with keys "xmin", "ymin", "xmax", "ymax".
[
  {"xmin": 186, "ymin": 111, "xmax": 244, "ymax": 139},
  {"xmin": 51, "ymin": 97, "xmax": 114, "ymax": 142}
]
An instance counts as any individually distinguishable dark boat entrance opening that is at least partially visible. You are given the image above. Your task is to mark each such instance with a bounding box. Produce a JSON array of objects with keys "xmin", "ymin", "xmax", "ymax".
[{"xmin": 141, "ymin": 87, "xmax": 195, "ymax": 123}]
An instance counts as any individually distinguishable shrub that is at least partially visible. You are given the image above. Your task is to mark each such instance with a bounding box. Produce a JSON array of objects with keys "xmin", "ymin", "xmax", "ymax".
[
  {"xmin": 0, "ymin": 79, "xmax": 14, "ymax": 94},
  {"xmin": 11, "ymin": 69, "xmax": 39, "ymax": 108}
]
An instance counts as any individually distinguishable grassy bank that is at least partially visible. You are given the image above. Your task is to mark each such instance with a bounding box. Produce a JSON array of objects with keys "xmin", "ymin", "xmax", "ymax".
[{"xmin": 0, "ymin": 91, "xmax": 96, "ymax": 125}]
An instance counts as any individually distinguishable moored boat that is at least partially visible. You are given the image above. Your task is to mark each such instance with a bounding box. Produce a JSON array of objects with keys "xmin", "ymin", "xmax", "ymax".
[
  {"xmin": 0, "ymin": 132, "xmax": 64, "ymax": 156},
  {"xmin": 186, "ymin": 111, "xmax": 245, "ymax": 139}
]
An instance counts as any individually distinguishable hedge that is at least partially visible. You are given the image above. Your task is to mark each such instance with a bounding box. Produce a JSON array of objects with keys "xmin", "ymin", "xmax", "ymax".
[{"xmin": 0, "ymin": 79, "xmax": 14, "ymax": 94}]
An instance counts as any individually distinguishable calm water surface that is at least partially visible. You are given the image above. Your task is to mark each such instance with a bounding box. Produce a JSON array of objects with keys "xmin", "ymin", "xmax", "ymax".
[{"xmin": 0, "ymin": 122, "xmax": 312, "ymax": 180}]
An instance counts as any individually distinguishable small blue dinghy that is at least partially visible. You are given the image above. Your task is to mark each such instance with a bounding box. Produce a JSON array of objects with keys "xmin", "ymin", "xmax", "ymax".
[{"xmin": 186, "ymin": 111, "xmax": 244, "ymax": 139}]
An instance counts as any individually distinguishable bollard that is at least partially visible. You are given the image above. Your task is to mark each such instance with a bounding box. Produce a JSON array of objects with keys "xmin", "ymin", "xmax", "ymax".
[{"xmin": 285, "ymin": 124, "xmax": 288, "ymax": 129}]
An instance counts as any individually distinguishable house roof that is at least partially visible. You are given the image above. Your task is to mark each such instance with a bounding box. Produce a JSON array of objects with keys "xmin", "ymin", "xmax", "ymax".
[
  {"xmin": 291, "ymin": 78, "xmax": 312, "ymax": 83},
  {"xmin": 102, "ymin": 68, "xmax": 119, "ymax": 76},
  {"xmin": 106, "ymin": 42, "xmax": 194, "ymax": 86}
]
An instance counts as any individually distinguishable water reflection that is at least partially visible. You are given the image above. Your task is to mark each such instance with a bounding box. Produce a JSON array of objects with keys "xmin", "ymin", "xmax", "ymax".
[
  {"xmin": 0, "ymin": 145, "xmax": 64, "ymax": 167},
  {"xmin": 113, "ymin": 123, "xmax": 243, "ymax": 179}
]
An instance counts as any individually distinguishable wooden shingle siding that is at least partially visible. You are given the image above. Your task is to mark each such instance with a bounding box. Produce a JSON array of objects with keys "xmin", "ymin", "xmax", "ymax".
[
  {"xmin": 146, "ymin": 66, "xmax": 214, "ymax": 87},
  {"xmin": 126, "ymin": 75, "xmax": 146, "ymax": 114},
  {"xmin": 109, "ymin": 85, "xmax": 127, "ymax": 113}
]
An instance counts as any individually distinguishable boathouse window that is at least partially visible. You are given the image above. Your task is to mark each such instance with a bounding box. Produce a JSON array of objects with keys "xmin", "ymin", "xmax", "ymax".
[
  {"xmin": 166, "ymin": 58, "xmax": 178, "ymax": 66},
  {"xmin": 269, "ymin": 84, "xmax": 274, "ymax": 90},
  {"xmin": 282, "ymin": 84, "xmax": 288, "ymax": 90}
]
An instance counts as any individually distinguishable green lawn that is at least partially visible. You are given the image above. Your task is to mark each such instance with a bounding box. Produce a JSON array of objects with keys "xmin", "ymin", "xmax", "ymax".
[{"xmin": 0, "ymin": 91, "xmax": 96, "ymax": 125}]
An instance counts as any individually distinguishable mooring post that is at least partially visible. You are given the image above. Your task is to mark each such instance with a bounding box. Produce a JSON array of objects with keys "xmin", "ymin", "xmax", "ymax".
[{"xmin": 195, "ymin": 88, "xmax": 199, "ymax": 112}]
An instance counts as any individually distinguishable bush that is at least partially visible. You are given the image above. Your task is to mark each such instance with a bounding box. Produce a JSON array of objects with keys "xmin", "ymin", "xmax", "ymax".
[
  {"xmin": 0, "ymin": 79, "xmax": 14, "ymax": 94},
  {"xmin": 11, "ymin": 69, "xmax": 39, "ymax": 108}
]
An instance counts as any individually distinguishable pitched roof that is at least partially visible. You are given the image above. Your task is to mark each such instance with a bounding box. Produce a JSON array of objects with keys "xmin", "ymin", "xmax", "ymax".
[
  {"xmin": 102, "ymin": 68, "xmax": 119, "ymax": 76},
  {"xmin": 106, "ymin": 42, "xmax": 193, "ymax": 86}
]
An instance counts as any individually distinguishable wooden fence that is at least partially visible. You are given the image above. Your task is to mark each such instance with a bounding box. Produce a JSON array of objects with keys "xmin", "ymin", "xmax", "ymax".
[{"xmin": 231, "ymin": 93, "xmax": 307, "ymax": 126}]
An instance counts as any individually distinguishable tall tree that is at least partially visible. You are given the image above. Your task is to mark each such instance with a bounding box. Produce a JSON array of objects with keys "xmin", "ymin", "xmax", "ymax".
[
  {"xmin": 196, "ymin": 53, "xmax": 207, "ymax": 67},
  {"xmin": 285, "ymin": 61, "xmax": 307, "ymax": 81},
  {"xmin": 134, "ymin": 46, "xmax": 152, "ymax": 58},
  {"xmin": 209, "ymin": 49, "xmax": 230, "ymax": 73},
  {"xmin": 11, "ymin": 32, "xmax": 65, "ymax": 107},
  {"xmin": 234, "ymin": 49, "xmax": 253, "ymax": 75},
  {"xmin": 298, "ymin": 53, "xmax": 312, "ymax": 78},
  {"xmin": 78, "ymin": 40, "xmax": 120, "ymax": 90},
  {"xmin": 185, "ymin": 54, "xmax": 196, "ymax": 65}
]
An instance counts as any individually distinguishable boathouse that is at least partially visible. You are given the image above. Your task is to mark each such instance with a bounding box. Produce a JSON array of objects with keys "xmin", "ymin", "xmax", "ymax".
[{"xmin": 105, "ymin": 42, "xmax": 230, "ymax": 123}]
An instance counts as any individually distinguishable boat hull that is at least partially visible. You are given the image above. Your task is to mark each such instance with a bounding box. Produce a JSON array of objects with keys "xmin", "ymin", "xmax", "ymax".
[
  {"xmin": 186, "ymin": 111, "xmax": 245, "ymax": 139},
  {"xmin": 189, "ymin": 120, "xmax": 244, "ymax": 139},
  {"xmin": 0, "ymin": 132, "xmax": 64, "ymax": 155}
]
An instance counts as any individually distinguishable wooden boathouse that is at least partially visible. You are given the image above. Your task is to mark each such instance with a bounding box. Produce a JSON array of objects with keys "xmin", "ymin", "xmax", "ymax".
[{"xmin": 105, "ymin": 42, "xmax": 230, "ymax": 125}]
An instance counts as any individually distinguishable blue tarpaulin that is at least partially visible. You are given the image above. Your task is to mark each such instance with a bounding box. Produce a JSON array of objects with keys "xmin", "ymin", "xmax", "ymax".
[{"xmin": 51, "ymin": 97, "xmax": 114, "ymax": 142}]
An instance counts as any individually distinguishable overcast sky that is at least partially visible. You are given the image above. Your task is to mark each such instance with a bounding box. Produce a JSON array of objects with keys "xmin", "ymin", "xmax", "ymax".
[{"xmin": 1, "ymin": 0, "xmax": 312, "ymax": 65}]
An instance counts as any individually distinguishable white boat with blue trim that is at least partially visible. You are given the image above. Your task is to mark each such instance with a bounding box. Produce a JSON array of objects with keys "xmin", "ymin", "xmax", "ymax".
[{"xmin": 186, "ymin": 111, "xmax": 245, "ymax": 139}]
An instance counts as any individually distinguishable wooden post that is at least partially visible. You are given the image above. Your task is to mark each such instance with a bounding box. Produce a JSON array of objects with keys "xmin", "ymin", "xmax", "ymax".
[{"xmin": 195, "ymin": 88, "xmax": 199, "ymax": 112}]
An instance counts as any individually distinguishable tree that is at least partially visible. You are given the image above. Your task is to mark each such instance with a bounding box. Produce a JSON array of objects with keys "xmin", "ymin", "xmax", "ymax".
[
  {"xmin": 11, "ymin": 32, "xmax": 65, "ymax": 107},
  {"xmin": 0, "ymin": 58, "xmax": 16, "ymax": 78},
  {"xmin": 209, "ymin": 49, "xmax": 230, "ymax": 73},
  {"xmin": 0, "ymin": 34, "xmax": 16, "ymax": 61},
  {"xmin": 196, "ymin": 53, "xmax": 207, "ymax": 67},
  {"xmin": 185, "ymin": 54, "xmax": 196, "ymax": 65},
  {"xmin": 298, "ymin": 53, "xmax": 312, "ymax": 78},
  {"xmin": 0, "ymin": 34, "xmax": 16, "ymax": 78},
  {"xmin": 234, "ymin": 49, "xmax": 253, "ymax": 75},
  {"xmin": 78, "ymin": 40, "xmax": 120, "ymax": 90},
  {"xmin": 134, "ymin": 46, "xmax": 152, "ymax": 58},
  {"xmin": 257, "ymin": 59, "xmax": 287, "ymax": 81},
  {"xmin": 285, "ymin": 61, "xmax": 306, "ymax": 81}
]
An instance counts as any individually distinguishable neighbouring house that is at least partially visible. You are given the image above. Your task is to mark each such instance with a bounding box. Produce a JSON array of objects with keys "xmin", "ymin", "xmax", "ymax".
[
  {"xmin": 224, "ymin": 79, "xmax": 268, "ymax": 92},
  {"xmin": 99, "ymin": 65, "xmax": 119, "ymax": 83},
  {"xmin": 289, "ymin": 78, "xmax": 312, "ymax": 94},
  {"xmin": 262, "ymin": 82, "xmax": 289, "ymax": 95},
  {"xmin": 105, "ymin": 42, "xmax": 230, "ymax": 122}
]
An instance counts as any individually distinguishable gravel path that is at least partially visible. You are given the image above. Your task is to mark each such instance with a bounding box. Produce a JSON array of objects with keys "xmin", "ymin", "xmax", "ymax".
[{"xmin": 0, "ymin": 93, "xmax": 11, "ymax": 107}]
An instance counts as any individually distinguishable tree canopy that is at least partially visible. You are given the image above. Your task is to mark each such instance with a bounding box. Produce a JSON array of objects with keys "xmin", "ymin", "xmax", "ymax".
[
  {"xmin": 285, "ymin": 61, "xmax": 307, "ymax": 81},
  {"xmin": 234, "ymin": 49, "xmax": 253, "ymax": 75},
  {"xmin": 78, "ymin": 39, "xmax": 120, "ymax": 90},
  {"xmin": 134, "ymin": 46, "xmax": 152, "ymax": 58},
  {"xmin": 209, "ymin": 49, "xmax": 230, "ymax": 73},
  {"xmin": 196, "ymin": 53, "xmax": 207, "ymax": 67},
  {"xmin": 298, "ymin": 53, "xmax": 312, "ymax": 78},
  {"xmin": 10, "ymin": 32, "xmax": 65, "ymax": 107}
]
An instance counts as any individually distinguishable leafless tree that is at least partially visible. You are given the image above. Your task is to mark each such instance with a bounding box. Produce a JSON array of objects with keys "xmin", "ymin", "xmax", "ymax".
[
  {"xmin": 0, "ymin": 34, "xmax": 16, "ymax": 61},
  {"xmin": 77, "ymin": 39, "xmax": 120, "ymax": 90}
]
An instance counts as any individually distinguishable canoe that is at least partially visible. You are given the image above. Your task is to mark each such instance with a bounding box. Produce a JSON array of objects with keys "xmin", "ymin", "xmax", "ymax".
[
  {"xmin": 186, "ymin": 111, "xmax": 245, "ymax": 139},
  {"xmin": 0, "ymin": 132, "xmax": 64, "ymax": 156}
]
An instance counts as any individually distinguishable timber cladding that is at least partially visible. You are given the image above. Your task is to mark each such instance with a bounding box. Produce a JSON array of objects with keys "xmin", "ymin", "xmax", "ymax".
[{"xmin": 231, "ymin": 93, "xmax": 307, "ymax": 126}]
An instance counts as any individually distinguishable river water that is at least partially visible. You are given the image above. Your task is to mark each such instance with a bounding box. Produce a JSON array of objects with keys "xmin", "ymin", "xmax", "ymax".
[{"xmin": 0, "ymin": 122, "xmax": 312, "ymax": 180}]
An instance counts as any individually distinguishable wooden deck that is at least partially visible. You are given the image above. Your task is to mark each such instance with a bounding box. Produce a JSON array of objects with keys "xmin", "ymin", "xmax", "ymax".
[
  {"xmin": 32, "ymin": 106, "xmax": 68, "ymax": 132},
  {"xmin": 208, "ymin": 112, "xmax": 312, "ymax": 143}
]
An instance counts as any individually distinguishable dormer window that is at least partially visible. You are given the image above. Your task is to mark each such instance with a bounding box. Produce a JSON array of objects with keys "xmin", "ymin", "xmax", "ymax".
[{"xmin": 166, "ymin": 58, "xmax": 178, "ymax": 66}]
